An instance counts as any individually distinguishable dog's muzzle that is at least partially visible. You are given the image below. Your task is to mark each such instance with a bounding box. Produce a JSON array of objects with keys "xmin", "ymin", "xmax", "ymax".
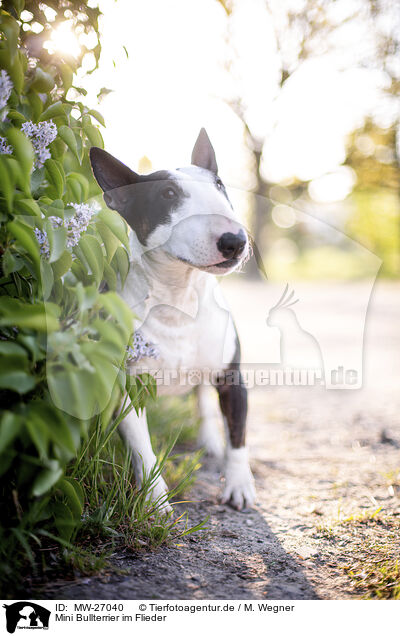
[{"xmin": 216, "ymin": 230, "xmax": 247, "ymax": 267}]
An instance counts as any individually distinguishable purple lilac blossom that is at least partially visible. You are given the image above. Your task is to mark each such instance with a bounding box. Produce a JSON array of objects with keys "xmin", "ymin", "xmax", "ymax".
[
  {"xmin": 21, "ymin": 120, "xmax": 58, "ymax": 168},
  {"xmin": 35, "ymin": 203, "xmax": 97, "ymax": 256},
  {"xmin": 0, "ymin": 70, "xmax": 12, "ymax": 111},
  {"xmin": 126, "ymin": 330, "xmax": 159, "ymax": 363},
  {"xmin": 0, "ymin": 136, "xmax": 12, "ymax": 154}
]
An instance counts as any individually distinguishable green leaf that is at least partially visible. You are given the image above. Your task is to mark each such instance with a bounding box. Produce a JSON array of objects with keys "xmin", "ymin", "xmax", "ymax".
[
  {"xmin": 98, "ymin": 292, "xmax": 133, "ymax": 339},
  {"xmin": 0, "ymin": 156, "xmax": 14, "ymax": 212},
  {"xmin": 83, "ymin": 123, "xmax": 104, "ymax": 148},
  {"xmin": 78, "ymin": 234, "xmax": 104, "ymax": 285},
  {"xmin": 95, "ymin": 219, "xmax": 120, "ymax": 261},
  {"xmin": 0, "ymin": 371, "xmax": 36, "ymax": 394},
  {"xmin": 30, "ymin": 403, "xmax": 76, "ymax": 455},
  {"xmin": 7, "ymin": 109, "xmax": 26, "ymax": 124},
  {"xmin": 60, "ymin": 63, "xmax": 74, "ymax": 93},
  {"xmin": 0, "ymin": 13, "xmax": 19, "ymax": 61},
  {"xmin": 17, "ymin": 334, "xmax": 46, "ymax": 363},
  {"xmin": 58, "ymin": 125, "xmax": 79, "ymax": 161},
  {"xmin": 2, "ymin": 248, "xmax": 23, "ymax": 275},
  {"xmin": 88, "ymin": 109, "xmax": 106, "ymax": 127},
  {"xmin": 65, "ymin": 175, "xmax": 82, "ymax": 202},
  {"xmin": 25, "ymin": 415, "xmax": 49, "ymax": 460},
  {"xmin": 57, "ymin": 478, "xmax": 83, "ymax": 520},
  {"xmin": 0, "ymin": 297, "xmax": 59, "ymax": 332},
  {"xmin": 49, "ymin": 137, "xmax": 65, "ymax": 161},
  {"xmin": 47, "ymin": 368, "xmax": 98, "ymax": 420},
  {"xmin": 30, "ymin": 167, "xmax": 45, "ymax": 195},
  {"xmin": 112, "ymin": 245, "xmax": 130, "ymax": 286},
  {"xmin": 93, "ymin": 319, "xmax": 128, "ymax": 357},
  {"xmin": 7, "ymin": 128, "xmax": 34, "ymax": 189},
  {"xmin": 48, "ymin": 339, "xmax": 124, "ymax": 420},
  {"xmin": 66, "ymin": 172, "xmax": 88, "ymax": 199},
  {"xmin": 27, "ymin": 91, "xmax": 43, "ymax": 120},
  {"xmin": 31, "ymin": 68, "xmax": 55, "ymax": 93},
  {"xmin": 80, "ymin": 347, "xmax": 122, "ymax": 399},
  {"xmin": 97, "ymin": 208, "xmax": 130, "ymax": 251},
  {"xmin": 39, "ymin": 100, "xmax": 66, "ymax": 123},
  {"xmin": 15, "ymin": 198, "xmax": 42, "ymax": 218},
  {"xmin": 8, "ymin": 219, "xmax": 40, "ymax": 275},
  {"xmin": 0, "ymin": 342, "xmax": 30, "ymax": 388},
  {"xmin": 45, "ymin": 159, "xmax": 65, "ymax": 199},
  {"xmin": 0, "ymin": 411, "xmax": 22, "ymax": 454},
  {"xmin": 52, "ymin": 501, "xmax": 75, "ymax": 541},
  {"xmin": 0, "ymin": 47, "xmax": 23, "ymax": 93},
  {"xmin": 31, "ymin": 462, "xmax": 63, "ymax": 497},
  {"xmin": 51, "ymin": 250, "xmax": 72, "ymax": 279},
  {"xmin": 102, "ymin": 260, "xmax": 117, "ymax": 290},
  {"xmin": 0, "ymin": 341, "xmax": 28, "ymax": 358},
  {"xmin": 40, "ymin": 199, "xmax": 64, "ymax": 219},
  {"xmin": 40, "ymin": 259, "xmax": 54, "ymax": 300},
  {"xmin": 45, "ymin": 219, "xmax": 67, "ymax": 263},
  {"xmin": 75, "ymin": 282, "xmax": 98, "ymax": 312}
]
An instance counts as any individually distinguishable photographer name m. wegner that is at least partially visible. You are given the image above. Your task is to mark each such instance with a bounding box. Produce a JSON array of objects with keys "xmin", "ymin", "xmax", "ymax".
[{"xmin": 133, "ymin": 366, "xmax": 359, "ymax": 389}]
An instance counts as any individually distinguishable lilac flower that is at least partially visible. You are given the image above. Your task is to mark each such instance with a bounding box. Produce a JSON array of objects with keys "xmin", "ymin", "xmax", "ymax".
[
  {"xmin": 65, "ymin": 203, "xmax": 96, "ymax": 248},
  {"xmin": 126, "ymin": 330, "xmax": 159, "ymax": 363},
  {"xmin": 35, "ymin": 202, "xmax": 97, "ymax": 257},
  {"xmin": 0, "ymin": 70, "xmax": 13, "ymax": 111},
  {"xmin": 21, "ymin": 120, "xmax": 57, "ymax": 168},
  {"xmin": 34, "ymin": 227, "xmax": 50, "ymax": 257},
  {"xmin": 0, "ymin": 136, "xmax": 12, "ymax": 155}
]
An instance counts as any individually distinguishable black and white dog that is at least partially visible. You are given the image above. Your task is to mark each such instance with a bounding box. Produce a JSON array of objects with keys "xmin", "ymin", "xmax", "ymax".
[{"xmin": 90, "ymin": 129, "xmax": 255, "ymax": 511}]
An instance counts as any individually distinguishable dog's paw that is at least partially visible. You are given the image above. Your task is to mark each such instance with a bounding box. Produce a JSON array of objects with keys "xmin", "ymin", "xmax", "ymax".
[{"xmin": 221, "ymin": 447, "xmax": 256, "ymax": 511}]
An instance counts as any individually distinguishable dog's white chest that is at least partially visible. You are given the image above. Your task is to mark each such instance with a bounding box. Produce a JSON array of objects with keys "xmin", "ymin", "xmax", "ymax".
[{"xmin": 124, "ymin": 272, "xmax": 237, "ymax": 396}]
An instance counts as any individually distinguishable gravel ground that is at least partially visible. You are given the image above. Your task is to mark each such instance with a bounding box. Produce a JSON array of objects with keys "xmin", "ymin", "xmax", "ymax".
[{"xmin": 40, "ymin": 281, "xmax": 400, "ymax": 600}]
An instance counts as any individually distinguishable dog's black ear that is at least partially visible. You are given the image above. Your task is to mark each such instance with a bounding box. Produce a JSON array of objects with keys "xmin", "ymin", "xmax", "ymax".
[
  {"xmin": 191, "ymin": 128, "xmax": 218, "ymax": 174},
  {"xmin": 90, "ymin": 147, "xmax": 139, "ymax": 211}
]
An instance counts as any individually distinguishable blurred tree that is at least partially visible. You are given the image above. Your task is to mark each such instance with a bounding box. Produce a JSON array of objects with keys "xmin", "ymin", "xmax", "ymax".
[
  {"xmin": 345, "ymin": 119, "xmax": 400, "ymax": 275},
  {"xmin": 217, "ymin": 0, "xmax": 400, "ymax": 277}
]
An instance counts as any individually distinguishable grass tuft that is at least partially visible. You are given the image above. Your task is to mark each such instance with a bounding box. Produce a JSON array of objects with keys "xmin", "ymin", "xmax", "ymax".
[
  {"xmin": 70, "ymin": 394, "xmax": 206, "ymax": 556},
  {"xmin": 0, "ymin": 392, "xmax": 206, "ymax": 597}
]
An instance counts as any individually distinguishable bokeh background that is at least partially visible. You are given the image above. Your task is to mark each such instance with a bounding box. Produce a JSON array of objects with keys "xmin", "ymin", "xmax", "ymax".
[{"xmin": 21, "ymin": 0, "xmax": 400, "ymax": 281}]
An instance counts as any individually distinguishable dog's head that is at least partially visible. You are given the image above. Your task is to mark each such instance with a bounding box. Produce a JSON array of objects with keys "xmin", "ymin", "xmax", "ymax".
[{"xmin": 90, "ymin": 129, "xmax": 249, "ymax": 275}]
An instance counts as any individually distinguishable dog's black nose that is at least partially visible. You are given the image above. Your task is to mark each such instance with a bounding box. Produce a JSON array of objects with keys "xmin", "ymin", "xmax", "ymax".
[{"xmin": 217, "ymin": 230, "xmax": 247, "ymax": 259}]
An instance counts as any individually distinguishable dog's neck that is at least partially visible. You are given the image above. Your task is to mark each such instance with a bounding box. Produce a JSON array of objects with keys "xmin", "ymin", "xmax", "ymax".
[{"xmin": 141, "ymin": 248, "xmax": 209, "ymax": 319}]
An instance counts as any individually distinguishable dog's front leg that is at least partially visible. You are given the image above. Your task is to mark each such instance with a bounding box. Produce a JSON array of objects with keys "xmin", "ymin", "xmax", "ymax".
[
  {"xmin": 197, "ymin": 385, "xmax": 224, "ymax": 459},
  {"xmin": 216, "ymin": 374, "xmax": 256, "ymax": 510},
  {"xmin": 119, "ymin": 406, "xmax": 172, "ymax": 513}
]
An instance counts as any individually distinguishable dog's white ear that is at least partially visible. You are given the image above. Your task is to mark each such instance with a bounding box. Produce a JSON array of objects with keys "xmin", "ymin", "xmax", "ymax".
[
  {"xmin": 191, "ymin": 128, "xmax": 218, "ymax": 174},
  {"xmin": 90, "ymin": 147, "xmax": 139, "ymax": 211}
]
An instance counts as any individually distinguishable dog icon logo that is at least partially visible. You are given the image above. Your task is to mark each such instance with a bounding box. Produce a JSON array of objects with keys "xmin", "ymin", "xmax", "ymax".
[{"xmin": 3, "ymin": 602, "xmax": 50, "ymax": 634}]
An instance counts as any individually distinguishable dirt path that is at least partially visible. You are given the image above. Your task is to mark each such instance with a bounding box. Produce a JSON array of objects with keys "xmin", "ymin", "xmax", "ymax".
[{"xmin": 41, "ymin": 281, "xmax": 400, "ymax": 600}]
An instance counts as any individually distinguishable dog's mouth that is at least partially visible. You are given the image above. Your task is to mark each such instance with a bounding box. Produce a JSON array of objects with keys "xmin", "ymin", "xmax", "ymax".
[
  {"xmin": 214, "ymin": 257, "xmax": 240, "ymax": 268},
  {"xmin": 176, "ymin": 255, "xmax": 241, "ymax": 271}
]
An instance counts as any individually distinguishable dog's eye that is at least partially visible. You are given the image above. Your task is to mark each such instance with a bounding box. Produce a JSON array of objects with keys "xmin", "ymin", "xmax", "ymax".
[
  {"xmin": 161, "ymin": 187, "xmax": 177, "ymax": 199},
  {"xmin": 216, "ymin": 178, "xmax": 224, "ymax": 190}
]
